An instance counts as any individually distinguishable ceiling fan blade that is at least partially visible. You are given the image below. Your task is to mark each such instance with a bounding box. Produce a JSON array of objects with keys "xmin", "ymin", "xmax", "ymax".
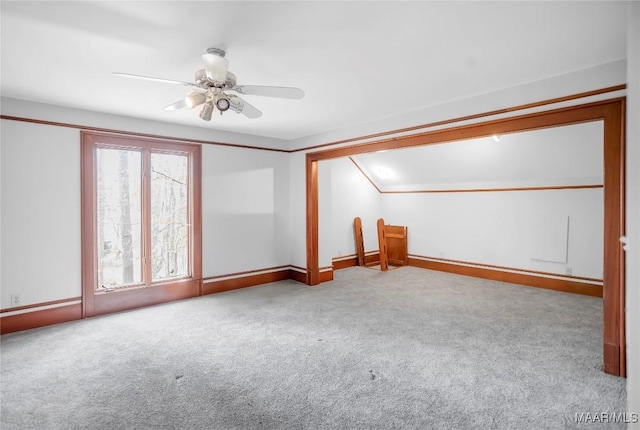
[
  {"xmin": 233, "ymin": 85, "xmax": 305, "ymax": 100},
  {"xmin": 113, "ymin": 72, "xmax": 198, "ymax": 87},
  {"xmin": 164, "ymin": 98, "xmax": 189, "ymax": 111},
  {"xmin": 230, "ymin": 95, "xmax": 262, "ymax": 119}
]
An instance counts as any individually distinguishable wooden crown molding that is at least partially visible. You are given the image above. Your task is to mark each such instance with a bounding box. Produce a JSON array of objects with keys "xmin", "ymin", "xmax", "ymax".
[{"xmin": 0, "ymin": 115, "xmax": 290, "ymax": 153}]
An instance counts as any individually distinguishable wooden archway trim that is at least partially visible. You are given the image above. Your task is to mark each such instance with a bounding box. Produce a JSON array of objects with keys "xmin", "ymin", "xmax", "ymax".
[{"xmin": 306, "ymin": 98, "xmax": 626, "ymax": 376}]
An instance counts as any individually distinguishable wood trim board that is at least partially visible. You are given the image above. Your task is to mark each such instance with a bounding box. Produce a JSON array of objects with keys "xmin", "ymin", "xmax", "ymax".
[
  {"xmin": 411, "ymin": 255, "xmax": 603, "ymax": 283},
  {"xmin": 0, "ymin": 297, "xmax": 82, "ymax": 314},
  {"xmin": 203, "ymin": 265, "xmax": 291, "ymax": 282},
  {"xmin": 289, "ymin": 269, "xmax": 308, "ymax": 284},
  {"xmin": 203, "ymin": 269, "xmax": 291, "ymax": 295},
  {"xmin": 333, "ymin": 257, "xmax": 358, "ymax": 270},
  {"xmin": 408, "ymin": 257, "xmax": 602, "ymax": 297},
  {"xmin": 1, "ymin": 265, "xmax": 307, "ymax": 334},
  {"xmin": 0, "ymin": 304, "xmax": 82, "ymax": 335},
  {"xmin": 0, "ymin": 115, "xmax": 290, "ymax": 153}
]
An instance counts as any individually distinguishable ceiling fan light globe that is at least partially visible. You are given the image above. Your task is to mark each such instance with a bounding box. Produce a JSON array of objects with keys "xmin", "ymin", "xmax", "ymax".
[
  {"xmin": 215, "ymin": 95, "xmax": 231, "ymax": 112},
  {"xmin": 194, "ymin": 69, "xmax": 208, "ymax": 84},
  {"xmin": 199, "ymin": 102, "xmax": 214, "ymax": 121},
  {"xmin": 185, "ymin": 92, "xmax": 206, "ymax": 109},
  {"xmin": 224, "ymin": 72, "xmax": 237, "ymax": 89},
  {"xmin": 202, "ymin": 53, "xmax": 229, "ymax": 83},
  {"xmin": 229, "ymin": 97, "xmax": 244, "ymax": 114}
]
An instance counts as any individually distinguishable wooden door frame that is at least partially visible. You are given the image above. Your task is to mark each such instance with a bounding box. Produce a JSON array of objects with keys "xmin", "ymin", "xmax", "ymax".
[{"xmin": 305, "ymin": 98, "xmax": 626, "ymax": 377}]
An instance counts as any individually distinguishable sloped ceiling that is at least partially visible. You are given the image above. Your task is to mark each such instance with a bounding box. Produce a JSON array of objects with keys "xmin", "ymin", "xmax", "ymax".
[
  {"xmin": 351, "ymin": 121, "xmax": 604, "ymax": 191},
  {"xmin": 0, "ymin": 1, "xmax": 628, "ymax": 141}
]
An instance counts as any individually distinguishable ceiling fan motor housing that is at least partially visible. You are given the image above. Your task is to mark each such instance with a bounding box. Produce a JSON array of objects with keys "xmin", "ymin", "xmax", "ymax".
[{"xmin": 194, "ymin": 69, "xmax": 236, "ymax": 90}]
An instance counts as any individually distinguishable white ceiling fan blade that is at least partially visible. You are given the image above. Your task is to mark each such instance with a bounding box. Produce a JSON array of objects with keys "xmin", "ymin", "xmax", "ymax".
[
  {"xmin": 230, "ymin": 95, "xmax": 262, "ymax": 119},
  {"xmin": 233, "ymin": 85, "xmax": 305, "ymax": 100},
  {"xmin": 113, "ymin": 72, "xmax": 198, "ymax": 87},
  {"xmin": 164, "ymin": 98, "xmax": 189, "ymax": 111}
]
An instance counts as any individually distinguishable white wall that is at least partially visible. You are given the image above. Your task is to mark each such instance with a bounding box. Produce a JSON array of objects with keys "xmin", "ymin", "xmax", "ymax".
[
  {"xmin": 358, "ymin": 121, "xmax": 605, "ymax": 279},
  {"xmin": 327, "ymin": 157, "xmax": 381, "ymax": 258},
  {"xmin": 0, "ymin": 98, "xmax": 290, "ymax": 309},
  {"xmin": 0, "ymin": 120, "xmax": 82, "ymax": 307},
  {"xmin": 381, "ymin": 189, "xmax": 602, "ymax": 278},
  {"xmin": 288, "ymin": 151, "xmax": 307, "ymax": 269},
  {"xmin": 202, "ymin": 145, "xmax": 290, "ymax": 276},
  {"xmin": 626, "ymin": 1, "xmax": 640, "ymax": 425}
]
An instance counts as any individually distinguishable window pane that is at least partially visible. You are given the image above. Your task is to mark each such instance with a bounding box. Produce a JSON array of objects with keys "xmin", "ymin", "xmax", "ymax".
[
  {"xmin": 97, "ymin": 148, "xmax": 142, "ymax": 288},
  {"xmin": 151, "ymin": 153, "xmax": 189, "ymax": 280}
]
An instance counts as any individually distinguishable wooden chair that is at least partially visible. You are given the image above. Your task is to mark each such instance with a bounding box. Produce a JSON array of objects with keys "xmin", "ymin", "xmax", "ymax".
[{"xmin": 354, "ymin": 217, "xmax": 408, "ymax": 271}]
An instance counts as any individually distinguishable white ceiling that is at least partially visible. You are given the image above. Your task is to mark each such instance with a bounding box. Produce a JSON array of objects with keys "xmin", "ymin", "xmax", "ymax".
[
  {"xmin": 0, "ymin": 1, "xmax": 628, "ymax": 141},
  {"xmin": 351, "ymin": 121, "xmax": 604, "ymax": 191}
]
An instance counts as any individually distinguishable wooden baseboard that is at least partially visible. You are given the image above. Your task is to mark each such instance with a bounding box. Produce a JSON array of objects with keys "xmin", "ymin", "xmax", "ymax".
[
  {"xmin": 364, "ymin": 252, "xmax": 380, "ymax": 266},
  {"xmin": 333, "ymin": 252, "xmax": 380, "ymax": 271},
  {"xmin": 290, "ymin": 267, "xmax": 333, "ymax": 284},
  {"xmin": 1, "ymin": 265, "xmax": 336, "ymax": 334},
  {"xmin": 319, "ymin": 269, "xmax": 334, "ymax": 283},
  {"xmin": 1, "ymin": 304, "xmax": 82, "ymax": 335},
  {"xmin": 203, "ymin": 269, "xmax": 290, "ymax": 295},
  {"xmin": 603, "ymin": 341, "xmax": 621, "ymax": 375},
  {"xmin": 289, "ymin": 267, "xmax": 307, "ymax": 284},
  {"xmin": 333, "ymin": 256, "xmax": 357, "ymax": 270},
  {"xmin": 408, "ymin": 257, "xmax": 603, "ymax": 297}
]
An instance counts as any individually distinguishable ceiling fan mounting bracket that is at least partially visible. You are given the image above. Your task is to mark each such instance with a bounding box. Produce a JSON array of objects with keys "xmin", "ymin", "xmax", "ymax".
[{"xmin": 206, "ymin": 47, "xmax": 226, "ymax": 58}]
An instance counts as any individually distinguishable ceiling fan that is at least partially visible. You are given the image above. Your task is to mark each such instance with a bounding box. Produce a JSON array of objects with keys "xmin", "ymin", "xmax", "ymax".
[{"xmin": 113, "ymin": 48, "xmax": 305, "ymax": 120}]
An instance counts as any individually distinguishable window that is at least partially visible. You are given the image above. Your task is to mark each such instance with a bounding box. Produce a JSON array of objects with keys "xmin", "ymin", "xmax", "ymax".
[{"xmin": 82, "ymin": 132, "xmax": 202, "ymax": 317}]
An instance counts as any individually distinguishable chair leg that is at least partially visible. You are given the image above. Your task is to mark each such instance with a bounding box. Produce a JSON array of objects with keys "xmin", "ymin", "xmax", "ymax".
[{"xmin": 377, "ymin": 218, "xmax": 388, "ymax": 271}]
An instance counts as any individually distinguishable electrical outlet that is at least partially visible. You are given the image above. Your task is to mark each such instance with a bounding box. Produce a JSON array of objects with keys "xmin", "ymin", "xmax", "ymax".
[
  {"xmin": 10, "ymin": 294, "xmax": 21, "ymax": 306},
  {"xmin": 566, "ymin": 267, "xmax": 572, "ymax": 276}
]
